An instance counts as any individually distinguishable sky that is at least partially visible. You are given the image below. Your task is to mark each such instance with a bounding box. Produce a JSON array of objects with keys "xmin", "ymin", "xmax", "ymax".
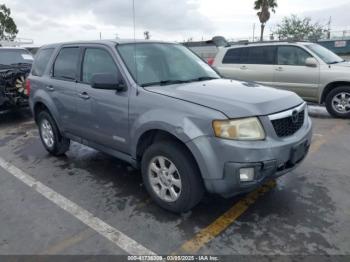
[{"xmin": 2, "ymin": 0, "xmax": 350, "ymax": 45}]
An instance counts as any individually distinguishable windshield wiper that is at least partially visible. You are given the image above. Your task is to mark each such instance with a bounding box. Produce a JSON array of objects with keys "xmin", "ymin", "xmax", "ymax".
[
  {"xmin": 187, "ymin": 76, "xmax": 219, "ymax": 82},
  {"xmin": 10, "ymin": 62, "xmax": 32, "ymax": 66},
  {"xmin": 141, "ymin": 79, "xmax": 190, "ymax": 87},
  {"xmin": 328, "ymin": 60, "xmax": 345, "ymax": 65}
]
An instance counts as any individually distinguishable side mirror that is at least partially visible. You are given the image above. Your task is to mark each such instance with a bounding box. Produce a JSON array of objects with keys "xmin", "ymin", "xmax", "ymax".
[
  {"xmin": 91, "ymin": 73, "xmax": 126, "ymax": 91},
  {"xmin": 305, "ymin": 57, "xmax": 318, "ymax": 67}
]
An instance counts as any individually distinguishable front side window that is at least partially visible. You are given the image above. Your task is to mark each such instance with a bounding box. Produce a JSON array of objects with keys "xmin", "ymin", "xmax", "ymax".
[
  {"xmin": 32, "ymin": 48, "xmax": 54, "ymax": 76},
  {"xmin": 82, "ymin": 48, "xmax": 119, "ymax": 83},
  {"xmin": 117, "ymin": 43, "xmax": 219, "ymax": 86},
  {"xmin": 0, "ymin": 49, "xmax": 33, "ymax": 65},
  {"xmin": 53, "ymin": 47, "xmax": 80, "ymax": 80},
  {"xmin": 277, "ymin": 46, "xmax": 312, "ymax": 66}
]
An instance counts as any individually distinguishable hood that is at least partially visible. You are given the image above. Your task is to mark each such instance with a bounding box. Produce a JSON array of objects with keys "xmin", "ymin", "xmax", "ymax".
[
  {"xmin": 145, "ymin": 79, "xmax": 303, "ymax": 118},
  {"xmin": 332, "ymin": 61, "xmax": 350, "ymax": 68}
]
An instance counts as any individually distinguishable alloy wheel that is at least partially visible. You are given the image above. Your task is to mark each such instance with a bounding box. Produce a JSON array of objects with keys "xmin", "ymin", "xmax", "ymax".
[
  {"xmin": 332, "ymin": 92, "xmax": 350, "ymax": 114},
  {"xmin": 148, "ymin": 156, "xmax": 182, "ymax": 202}
]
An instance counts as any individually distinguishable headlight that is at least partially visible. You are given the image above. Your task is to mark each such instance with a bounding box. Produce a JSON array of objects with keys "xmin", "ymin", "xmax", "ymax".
[{"xmin": 212, "ymin": 117, "xmax": 265, "ymax": 140}]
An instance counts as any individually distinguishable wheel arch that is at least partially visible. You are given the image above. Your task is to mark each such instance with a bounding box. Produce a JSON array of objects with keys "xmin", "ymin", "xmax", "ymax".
[
  {"xmin": 32, "ymin": 99, "xmax": 64, "ymax": 133},
  {"xmin": 33, "ymin": 101, "xmax": 49, "ymax": 123},
  {"xmin": 321, "ymin": 81, "xmax": 350, "ymax": 103},
  {"xmin": 135, "ymin": 129, "xmax": 202, "ymax": 176}
]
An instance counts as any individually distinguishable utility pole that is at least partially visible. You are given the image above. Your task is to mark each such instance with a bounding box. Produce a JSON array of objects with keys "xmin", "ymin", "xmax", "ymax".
[
  {"xmin": 99, "ymin": 32, "xmax": 102, "ymax": 40},
  {"xmin": 252, "ymin": 23, "xmax": 256, "ymax": 42},
  {"xmin": 327, "ymin": 16, "xmax": 332, "ymax": 39}
]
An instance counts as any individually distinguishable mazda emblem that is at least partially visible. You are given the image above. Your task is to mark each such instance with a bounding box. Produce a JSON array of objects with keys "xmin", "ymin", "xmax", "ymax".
[{"xmin": 291, "ymin": 110, "xmax": 299, "ymax": 123}]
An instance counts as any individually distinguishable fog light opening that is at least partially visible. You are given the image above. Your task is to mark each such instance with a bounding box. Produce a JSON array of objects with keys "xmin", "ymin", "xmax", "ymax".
[{"xmin": 239, "ymin": 168, "xmax": 255, "ymax": 182}]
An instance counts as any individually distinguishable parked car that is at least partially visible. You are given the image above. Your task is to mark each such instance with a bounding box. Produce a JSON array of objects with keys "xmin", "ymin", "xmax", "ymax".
[
  {"xmin": 213, "ymin": 42, "xmax": 350, "ymax": 118},
  {"xmin": 28, "ymin": 40, "xmax": 312, "ymax": 212},
  {"xmin": 0, "ymin": 47, "xmax": 33, "ymax": 112}
]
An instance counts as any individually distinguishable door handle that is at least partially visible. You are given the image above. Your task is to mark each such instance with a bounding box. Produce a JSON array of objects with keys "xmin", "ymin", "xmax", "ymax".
[
  {"xmin": 78, "ymin": 92, "xmax": 90, "ymax": 100},
  {"xmin": 275, "ymin": 67, "xmax": 284, "ymax": 72},
  {"xmin": 46, "ymin": 85, "xmax": 54, "ymax": 91},
  {"xmin": 240, "ymin": 65, "xmax": 247, "ymax": 70}
]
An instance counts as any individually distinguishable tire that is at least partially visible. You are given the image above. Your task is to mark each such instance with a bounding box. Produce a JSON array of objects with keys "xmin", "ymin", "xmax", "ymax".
[
  {"xmin": 141, "ymin": 141, "xmax": 204, "ymax": 213},
  {"xmin": 325, "ymin": 86, "xmax": 350, "ymax": 118},
  {"xmin": 37, "ymin": 110, "xmax": 70, "ymax": 156}
]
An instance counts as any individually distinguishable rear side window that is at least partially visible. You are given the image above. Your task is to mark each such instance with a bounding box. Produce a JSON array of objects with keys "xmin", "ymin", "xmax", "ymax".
[
  {"xmin": 32, "ymin": 48, "xmax": 54, "ymax": 76},
  {"xmin": 53, "ymin": 47, "xmax": 80, "ymax": 80},
  {"xmin": 247, "ymin": 46, "xmax": 275, "ymax": 64},
  {"xmin": 82, "ymin": 48, "xmax": 119, "ymax": 83},
  {"xmin": 222, "ymin": 46, "xmax": 275, "ymax": 65}
]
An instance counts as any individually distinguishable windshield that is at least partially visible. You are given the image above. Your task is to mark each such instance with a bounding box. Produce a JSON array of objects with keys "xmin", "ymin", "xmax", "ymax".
[
  {"xmin": 0, "ymin": 49, "xmax": 33, "ymax": 65},
  {"xmin": 305, "ymin": 44, "xmax": 344, "ymax": 64},
  {"xmin": 116, "ymin": 43, "xmax": 220, "ymax": 86}
]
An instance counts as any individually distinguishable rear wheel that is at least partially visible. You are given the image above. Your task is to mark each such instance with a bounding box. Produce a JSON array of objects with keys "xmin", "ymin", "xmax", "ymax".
[
  {"xmin": 38, "ymin": 111, "xmax": 70, "ymax": 156},
  {"xmin": 325, "ymin": 86, "xmax": 350, "ymax": 118},
  {"xmin": 141, "ymin": 141, "xmax": 204, "ymax": 213}
]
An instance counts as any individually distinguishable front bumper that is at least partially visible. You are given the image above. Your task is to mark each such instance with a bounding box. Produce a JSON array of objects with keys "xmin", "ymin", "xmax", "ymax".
[{"xmin": 186, "ymin": 114, "xmax": 312, "ymax": 197}]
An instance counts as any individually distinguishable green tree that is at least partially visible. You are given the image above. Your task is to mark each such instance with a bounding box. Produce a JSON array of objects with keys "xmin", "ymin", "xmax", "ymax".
[
  {"xmin": 0, "ymin": 4, "xmax": 18, "ymax": 41},
  {"xmin": 254, "ymin": 0, "xmax": 277, "ymax": 41},
  {"xmin": 274, "ymin": 15, "xmax": 325, "ymax": 41}
]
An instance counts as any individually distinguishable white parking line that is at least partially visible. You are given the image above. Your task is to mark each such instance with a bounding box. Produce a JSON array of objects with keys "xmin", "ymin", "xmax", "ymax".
[{"xmin": 0, "ymin": 157, "xmax": 156, "ymax": 255}]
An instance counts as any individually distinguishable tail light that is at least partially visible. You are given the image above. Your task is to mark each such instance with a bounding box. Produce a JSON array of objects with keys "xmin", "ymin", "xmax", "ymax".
[
  {"xmin": 207, "ymin": 57, "xmax": 214, "ymax": 66},
  {"xmin": 25, "ymin": 79, "xmax": 31, "ymax": 96}
]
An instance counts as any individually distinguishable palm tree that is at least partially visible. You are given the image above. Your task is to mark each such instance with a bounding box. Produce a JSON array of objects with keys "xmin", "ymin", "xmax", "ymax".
[{"xmin": 254, "ymin": 0, "xmax": 277, "ymax": 41}]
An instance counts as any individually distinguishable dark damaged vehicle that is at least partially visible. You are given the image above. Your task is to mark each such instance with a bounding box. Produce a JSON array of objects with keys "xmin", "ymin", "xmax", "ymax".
[
  {"xmin": 0, "ymin": 47, "xmax": 33, "ymax": 112},
  {"xmin": 29, "ymin": 40, "xmax": 312, "ymax": 213}
]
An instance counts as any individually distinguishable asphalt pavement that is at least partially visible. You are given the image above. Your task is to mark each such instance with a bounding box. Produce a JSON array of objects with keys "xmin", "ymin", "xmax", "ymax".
[{"xmin": 0, "ymin": 106, "xmax": 349, "ymax": 257}]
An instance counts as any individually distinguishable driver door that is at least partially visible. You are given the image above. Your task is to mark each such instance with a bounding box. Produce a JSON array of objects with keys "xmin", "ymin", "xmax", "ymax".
[
  {"xmin": 272, "ymin": 45, "xmax": 320, "ymax": 100},
  {"xmin": 76, "ymin": 46, "xmax": 130, "ymax": 153}
]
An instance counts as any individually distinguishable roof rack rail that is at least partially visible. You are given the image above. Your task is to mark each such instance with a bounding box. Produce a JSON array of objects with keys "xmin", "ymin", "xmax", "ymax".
[{"xmin": 235, "ymin": 39, "xmax": 311, "ymax": 45}]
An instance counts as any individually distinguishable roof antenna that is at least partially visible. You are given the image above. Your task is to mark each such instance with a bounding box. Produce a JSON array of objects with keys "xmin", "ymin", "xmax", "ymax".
[
  {"xmin": 132, "ymin": 0, "xmax": 136, "ymax": 42},
  {"xmin": 132, "ymin": 0, "xmax": 139, "ymax": 90}
]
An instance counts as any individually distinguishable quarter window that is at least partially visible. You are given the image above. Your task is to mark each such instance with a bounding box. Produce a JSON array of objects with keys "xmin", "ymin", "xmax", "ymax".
[
  {"xmin": 82, "ymin": 48, "xmax": 119, "ymax": 83},
  {"xmin": 32, "ymin": 48, "xmax": 54, "ymax": 76},
  {"xmin": 53, "ymin": 47, "xmax": 80, "ymax": 80},
  {"xmin": 277, "ymin": 46, "xmax": 312, "ymax": 66},
  {"xmin": 222, "ymin": 48, "xmax": 242, "ymax": 64}
]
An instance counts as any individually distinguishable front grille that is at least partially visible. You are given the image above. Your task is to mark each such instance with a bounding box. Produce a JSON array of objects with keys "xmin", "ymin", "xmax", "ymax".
[{"xmin": 271, "ymin": 110, "xmax": 305, "ymax": 137}]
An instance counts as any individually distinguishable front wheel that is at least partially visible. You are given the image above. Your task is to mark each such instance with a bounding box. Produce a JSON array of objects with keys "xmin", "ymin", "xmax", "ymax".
[
  {"xmin": 141, "ymin": 141, "xmax": 204, "ymax": 213},
  {"xmin": 325, "ymin": 86, "xmax": 350, "ymax": 118},
  {"xmin": 38, "ymin": 111, "xmax": 70, "ymax": 156}
]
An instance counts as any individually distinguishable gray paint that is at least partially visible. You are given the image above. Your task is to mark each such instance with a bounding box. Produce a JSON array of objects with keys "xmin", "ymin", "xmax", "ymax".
[{"xmin": 29, "ymin": 40, "xmax": 312, "ymax": 197}]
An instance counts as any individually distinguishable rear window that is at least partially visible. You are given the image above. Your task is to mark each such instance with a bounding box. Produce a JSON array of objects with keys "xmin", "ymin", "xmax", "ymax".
[
  {"xmin": 53, "ymin": 47, "xmax": 80, "ymax": 80},
  {"xmin": 0, "ymin": 49, "xmax": 33, "ymax": 65},
  {"xmin": 32, "ymin": 48, "xmax": 54, "ymax": 76},
  {"xmin": 222, "ymin": 46, "xmax": 275, "ymax": 65}
]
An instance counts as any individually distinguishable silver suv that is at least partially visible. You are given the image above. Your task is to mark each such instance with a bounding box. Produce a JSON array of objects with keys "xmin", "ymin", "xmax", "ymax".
[
  {"xmin": 213, "ymin": 42, "xmax": 350, "ymax": 118},
  {"xmin": 28, "ymin": 40, "xmax": 312, "ymax": 212}
]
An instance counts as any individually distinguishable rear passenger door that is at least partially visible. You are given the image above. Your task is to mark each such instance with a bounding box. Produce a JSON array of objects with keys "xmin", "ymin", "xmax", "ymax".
[
  {"xmin": 76, "ymin": 46, "xmax": 130, "ymax": 153},
  {"xmin": 49, "ymin": 46, "xmax": 80, "ymax": 133},
  {"xmin": 272, "ymin": 45, "xmax": 320, "ymax": 100},
  {"xmin": 215, "ymin": 46, "xmax": 275, "ymax": 86}
]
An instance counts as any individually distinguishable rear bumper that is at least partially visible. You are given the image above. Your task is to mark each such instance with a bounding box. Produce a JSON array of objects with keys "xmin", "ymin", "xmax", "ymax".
[
  {"xmin": 0, "ymin": 98, "xmax": 29, "ymax": 112},
  {"xmin": 186, "ymin": 115, "xmax": 312, "ymax": 197}
]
